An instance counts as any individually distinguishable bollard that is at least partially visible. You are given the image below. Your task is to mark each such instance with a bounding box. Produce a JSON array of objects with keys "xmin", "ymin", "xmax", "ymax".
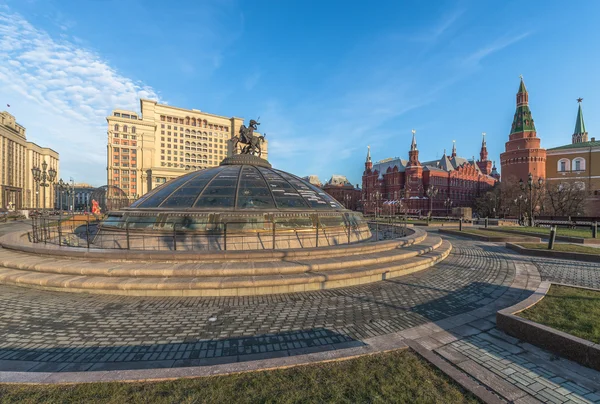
[
  {"xmin": 593, "ymin": 221, "xmax": 597, "ymax": 239},
  {"xmin": 485, "ymin": 217, "xmax": 488, "ymax": 229},
  {"xmin": 548, "ymin": 225, "xmax": 557, "ymax": 250},
  {"xmin": 459, "ymin": 218, "xmax": 463, "ymax": 231}
]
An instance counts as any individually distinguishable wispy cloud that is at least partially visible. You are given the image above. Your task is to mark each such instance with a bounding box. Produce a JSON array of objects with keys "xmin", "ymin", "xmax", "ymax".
[
  {"xmin": 0, "ymin": 8, "xmax": 161, "ymax": 186},
  {"xmin": 462, "ymin": 32, "xmax": 531, "ymax": 68}
]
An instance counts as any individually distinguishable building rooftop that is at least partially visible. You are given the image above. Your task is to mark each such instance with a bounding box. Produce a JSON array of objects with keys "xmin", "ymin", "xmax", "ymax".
[{"xmin": 548, "ymin": 140, "xmax": 600, "ymax": 151}]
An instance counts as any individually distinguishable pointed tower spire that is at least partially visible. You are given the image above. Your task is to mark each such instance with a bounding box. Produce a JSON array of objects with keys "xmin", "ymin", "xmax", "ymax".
[
  {"xmin": 365, "ymin": 145, "xmax": 373, "ymax": 171},
  {"xmin": 451, "ymin": 140, "xmax": 456, "ymax": 158},
  {"xmin": 572, "ymin": 98, "xmax": 588, "ymax": 144},
  {"xmin": 407, "ymin": 129, "xmax": 420, "ymax": 167},
  {"xmin": 510, "ymin": 76, "xmax": 535, "ymax": 135},
  {"xmin": 410, "ymin": 129, "xmax": 417, "ymax": 151},
  {"xmin": 479, "ymin": 132, "xmax": 488, "ymax": 162}
]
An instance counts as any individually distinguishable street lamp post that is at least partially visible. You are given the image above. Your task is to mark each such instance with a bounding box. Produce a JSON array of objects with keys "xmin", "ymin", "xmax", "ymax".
[
  {"xmin": 375, "ymin": 191, "xmax": 381, "ymax": 218},
  {"xmin": 426, "ymin": 185, "xmax": 438, "ymax": 218},
  {"xmin": 444, "ymin": 197, "xmax": 453, "ymax": 217},
  {"xmin": 520, "ymin": 173, "xmax": 543, "ymax": 227},
  {"xmin": 31, "ymin": 161, "xmax": 57, "ymax": 216}
]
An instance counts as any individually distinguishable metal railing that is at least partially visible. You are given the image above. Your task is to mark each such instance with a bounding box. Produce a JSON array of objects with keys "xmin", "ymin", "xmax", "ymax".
[{"xmin": 28, "ymin": 214, "xmax": 402, "ymax": 251}]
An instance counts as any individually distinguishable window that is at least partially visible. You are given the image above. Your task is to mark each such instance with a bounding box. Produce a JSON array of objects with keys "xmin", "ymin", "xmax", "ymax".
[
  {"xmin": 132, "ymin": 127, "xmax": 136, "ymax": 134},
  {"xmin": 114, "ymin": 124, "xmax": 119, "ymax": 131},
  {"xmin": 558, "ymin": 158, "xmax": 570, "ymax": 172},
  {"xmin": 123, "ymin": 125, "xmax": 128, "ymax": 133},
  {"xmin": 114, "ymin": 112, "xmax": 121, "ymax": 117},
  {"xmin": 572, "ymin": 157, "xmax": 585, "ymax": 171}
]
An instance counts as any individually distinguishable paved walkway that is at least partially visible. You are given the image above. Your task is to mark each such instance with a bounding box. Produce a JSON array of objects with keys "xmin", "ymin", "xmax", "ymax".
[{"xmin": 0, "ymin": 232, "xmax": 599, "ymax": 403}]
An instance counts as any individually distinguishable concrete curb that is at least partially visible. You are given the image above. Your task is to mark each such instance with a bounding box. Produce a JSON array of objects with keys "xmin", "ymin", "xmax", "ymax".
[
  {"xmin": 438, "ymin": 228, "xmax": 541, "ymax": 243},
  {"xmin": 497, "ymin": 281, "xmax": 600, "ymax": 372},
  {"xmin": 505, "ymin": 242, "xmax": 600, "ymax": 263}
]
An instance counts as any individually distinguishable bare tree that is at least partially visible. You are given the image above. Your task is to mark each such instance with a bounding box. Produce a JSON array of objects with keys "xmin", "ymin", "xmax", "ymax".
[{"xmin": 543, "ymin": 182, "xmax": 587, "ymax": 217}]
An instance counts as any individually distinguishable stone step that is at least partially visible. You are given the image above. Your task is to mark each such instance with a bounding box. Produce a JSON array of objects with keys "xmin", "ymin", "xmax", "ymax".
[
  {"xmin": 0, "ymin": 240, "xmax": 452, "ymax": 296},
  {"xmin": 0, "ymin": 235, "xmax": 442, "ymax": 278}
]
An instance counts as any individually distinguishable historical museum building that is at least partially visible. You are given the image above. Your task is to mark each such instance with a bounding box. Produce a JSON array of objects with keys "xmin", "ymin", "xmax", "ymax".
[
  {"xmin": 362, "ymin": 133, "xmax": 499, "ymax": 215},
  {"xmin": 322, "ymin": 175, "xmax": 361, "ymax": 211},
  {"xmin": 106, "ymin": 99, "xmax": 269, "ymax": 201},
  {"xmin": 0, "ymin": 111, "xmax": 59, "ymax": 210},
  {"xmin": 546, "ymin": 99, "xmax": 600, "ymax": 214},
  {"xmin": 500, "ymin": 78, "xmax": 546, "ymax": 182}
]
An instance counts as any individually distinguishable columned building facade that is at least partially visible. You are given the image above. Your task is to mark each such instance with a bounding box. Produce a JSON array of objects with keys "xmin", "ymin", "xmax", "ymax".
[
  {"xmin": 0, "ymin": 111, "xmax": 59, "ymax": 210},
  {"xmin": 500, "ymin": 78, "xmax": 546, "ymax": 182},
  {"xmin": 362, "ymin": 133, "xmax": 497, "ymax": 216},
  {"xmin": 106, "ymin": 100, "xmax": 268, "ymax": 202},
  {"xmin": 321, "ymin": 175, "xmax": 361, "ymax": 211}
]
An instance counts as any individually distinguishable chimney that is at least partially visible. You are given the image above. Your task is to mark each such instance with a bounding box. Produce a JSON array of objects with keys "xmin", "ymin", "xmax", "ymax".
[{"xmin": 592, "ymin": 137, "xmax": 596, "ymax": 142}]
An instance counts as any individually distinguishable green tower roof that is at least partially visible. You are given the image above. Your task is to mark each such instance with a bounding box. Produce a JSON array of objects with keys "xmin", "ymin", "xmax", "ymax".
[
  {"xmin": 574, "ymin": 102, "xmax": 586, "ymax": 135},
  {"xmin": 510, "ymin": 77, "xmax": 535, "ymax": 134},
  {"xmin": 518, "ymin": 78, "xmax": 527, "ymax": 94}
]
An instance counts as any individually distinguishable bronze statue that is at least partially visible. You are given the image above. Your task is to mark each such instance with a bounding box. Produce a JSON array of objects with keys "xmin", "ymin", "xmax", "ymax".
[{"xmin": 231, "ymin": 119, "xmax": 266, "ymax": 157}]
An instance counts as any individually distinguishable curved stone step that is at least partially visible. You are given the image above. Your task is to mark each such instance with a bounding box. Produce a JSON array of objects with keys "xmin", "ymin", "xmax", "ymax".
[
  {"xmin": 0, "ymin": 240, "xmax": 452, "ymax": 296},
  {"xmin": 0, "ymin": 235, "xmax": 442, "ymax": 278}
]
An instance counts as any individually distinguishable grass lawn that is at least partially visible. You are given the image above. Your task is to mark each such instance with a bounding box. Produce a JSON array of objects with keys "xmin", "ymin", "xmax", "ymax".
[
  {"xmin": 517, "ymin": 243, "xmax": 600, "ymax": 255},
  {"xmin": 0, "ymin": 350, "xmax": 479, "ymax": 404},
  {"xmin": 456, "ymin": 229, "xmax": 526, "ymax": 238},
  {"xmin": 518, "ymin": 285, "xmax": 600, "ymax": 344},
  {"xmin": 496, "ymin": 226, "xmax": 593, "ymax": 239}
]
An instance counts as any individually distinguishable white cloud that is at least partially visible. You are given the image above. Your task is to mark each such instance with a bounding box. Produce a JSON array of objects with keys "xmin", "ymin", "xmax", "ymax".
[
  {"xmin": 0, "ymin": 8, "xmax": 161, "ymax": 186},
  {"xmin": 462, "ymin": 32, "xmax": 531, "ymax": 68}
]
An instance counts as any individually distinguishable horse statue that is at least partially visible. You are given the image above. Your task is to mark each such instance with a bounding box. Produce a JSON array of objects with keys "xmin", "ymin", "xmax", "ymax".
[{"xmin": 230, "ymin": 119, "xmax": 267, "ymax": 157}]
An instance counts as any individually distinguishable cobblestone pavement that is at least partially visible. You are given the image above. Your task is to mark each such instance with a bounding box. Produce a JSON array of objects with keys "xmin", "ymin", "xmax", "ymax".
[
  {"xmin": 1, "ymin": 232, "xmax": 600, "ymax": 403},
  {"xmin": 441, "ymin": 333, "xmax": 600, "ymax": 404},
  {"xmin": 0, "ymin": 237, "xmax": 514, "ymax": 370}
]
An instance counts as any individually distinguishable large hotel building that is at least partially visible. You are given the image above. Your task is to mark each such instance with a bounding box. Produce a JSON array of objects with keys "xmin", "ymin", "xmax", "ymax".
[
  {"xmin": 0, "ymin": 111, "xmax": 59, "ymax": 210},
  {"xmin": 106, "ymin": 99, "xmax": 268, "ymax": 200}
]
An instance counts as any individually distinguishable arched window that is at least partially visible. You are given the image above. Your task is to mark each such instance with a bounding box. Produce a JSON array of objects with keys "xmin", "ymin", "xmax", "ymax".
[
  {"xmin": 572, "ymin": 157, "xmax": 585, "ymax": 171},
  {"xmin": 191, "ymin": 130, "xmax": 196, "ymax": 135},
  {"xmin": 191, "ymin": 142, "xmax": 196, "ymax": 147},
  {"xmin": 123, "ymin": 125, "xmax": 128, "ymax": 133},
  {"xmin": 185, "ymin": 117, "xmax": 190, "ymax": 125},
  {"xmin": 558, "ymin": 158, "xmax": 570, "ymax": 172},
  {"xmin": 192, "ymin": 118, "xmax": 196, "ymax": 126},
  {"xmin": 114, "ymin": 124, "xmax": 119, "ymax": 131},
  {"xmin": 131, "ymin": 126, "xmax": 136, "ymax": 134}
]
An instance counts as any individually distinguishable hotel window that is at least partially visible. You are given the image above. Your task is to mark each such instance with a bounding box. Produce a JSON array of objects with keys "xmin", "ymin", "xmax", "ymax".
[
  {"xmin": 114, "ymin": 124, "xmax": 119, "ymax": 131},
  {"xmin": 161, "ymin": 143, "xmax": 165, "ymax": 147},
  {"xmin": 131, "ymin": 127, "xmax": 136, "ymax": 134},
  {"xmin": 161, "ymin": 150, "xmax": 165, "ymax": 154},
  {"xmin": 114, "ymin": 147, "xmax": 119, "ymax": 152},
  {"xmin": 114, "ymin": 113, "xmax": 121, "ymax": 117},
  {"xmin": 123, "ymin": 125, "xmax": 128, "ymax": 133},
  {"xmin": 161, "ymin": 137, "xmax": 165, "ymax": 141},
  {"xmin": 161, "ymin": 116, "xmax": 165, "ymax": 121},
  {"xmin": 167, "ymin": 117, "xmax": 172, "ymax": 122}
]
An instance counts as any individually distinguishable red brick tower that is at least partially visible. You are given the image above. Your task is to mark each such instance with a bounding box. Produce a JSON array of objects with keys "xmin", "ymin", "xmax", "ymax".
[
  {"xmin": 365, "ymin": 145, "xmax": 372, "ymax": 172},
  {"xmin": 500, "ymin": 77, "xmax": 546, "ymax": 182},
  {"xmin": 477, "ymin": 132, "xmax": 492, "ymax": 175},
  {"xmin": 405, "ymin": 129, "xmax": 424, "ymax": 198}
]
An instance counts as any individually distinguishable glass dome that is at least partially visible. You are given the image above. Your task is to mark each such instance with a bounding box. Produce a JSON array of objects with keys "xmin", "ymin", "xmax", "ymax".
[{"xmin": 129, "ymin": 165, "xmax": 344, "ymax": 211}]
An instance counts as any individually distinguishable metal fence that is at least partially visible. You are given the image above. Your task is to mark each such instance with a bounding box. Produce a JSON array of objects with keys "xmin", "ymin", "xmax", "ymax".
[{"xmin": 28, "ymin": 216, "xmax": 407, "ymax": 251}]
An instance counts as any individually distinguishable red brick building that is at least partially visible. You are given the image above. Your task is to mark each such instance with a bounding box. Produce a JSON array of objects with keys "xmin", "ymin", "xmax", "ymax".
[
  {"xmin": 322, "ymin": 175, "xmax": 361, "ymax": 211},
  {"xmin": 362, "ymin": 132, "xmax": 499, "ymax": 216},
  {"xmin": 500, "ymin": 77, "xmax": 546, "ymax": 182}
]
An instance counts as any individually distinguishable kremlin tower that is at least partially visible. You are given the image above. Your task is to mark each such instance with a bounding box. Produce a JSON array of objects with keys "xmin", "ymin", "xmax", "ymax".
[{"xmin": 500, "ymin": 77, "xmax": 546, "ymax": 181}]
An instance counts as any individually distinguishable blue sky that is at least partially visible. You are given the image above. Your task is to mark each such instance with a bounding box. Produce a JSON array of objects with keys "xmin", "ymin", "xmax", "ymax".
[{"xmin": 2, "ymin": 0, "xmax": 600, "ymax": 187}]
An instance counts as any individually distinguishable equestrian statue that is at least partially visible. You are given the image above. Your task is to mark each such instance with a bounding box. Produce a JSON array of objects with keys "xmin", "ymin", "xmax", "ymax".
[{"xmin": 231, "ymin": 119, "xmax": 266, "ymax": 157}]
